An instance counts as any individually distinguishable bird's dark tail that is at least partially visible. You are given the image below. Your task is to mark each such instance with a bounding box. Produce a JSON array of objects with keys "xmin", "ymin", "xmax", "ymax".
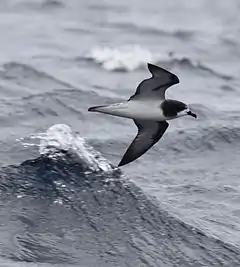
[
  {"xmin": 88, "ymin": 102, "xmax": 130, "ymax": 118},
  {"xmin": 88, "ymin": 105, "xmax": 108, "ymax": 112}
]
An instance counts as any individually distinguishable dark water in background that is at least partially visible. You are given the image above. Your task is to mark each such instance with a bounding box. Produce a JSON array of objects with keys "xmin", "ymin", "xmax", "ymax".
[{"xmin": 1, "ymin": 0, "xmax": 240, "ymax": 266}]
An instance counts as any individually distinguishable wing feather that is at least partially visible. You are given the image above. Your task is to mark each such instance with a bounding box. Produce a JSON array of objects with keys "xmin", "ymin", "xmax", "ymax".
[
  {"xmin": 118, "ymin": 120, "xmax": 169, "ymax": 167},
  {"xmin": 129, "ymin": 63, "xmax": 179, "ymax": 100}
]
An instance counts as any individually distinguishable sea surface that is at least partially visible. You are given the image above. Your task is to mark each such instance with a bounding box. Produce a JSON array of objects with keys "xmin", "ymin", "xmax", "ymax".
[{"xmin": 0, "ymin": 0, "xmax": 240, "ymax": 266}]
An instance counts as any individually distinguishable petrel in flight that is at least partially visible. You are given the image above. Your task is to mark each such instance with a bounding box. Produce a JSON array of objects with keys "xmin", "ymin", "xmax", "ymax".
[{"xmin": 88, "ymin": 63, "xmax": 197, "ymax": 167}]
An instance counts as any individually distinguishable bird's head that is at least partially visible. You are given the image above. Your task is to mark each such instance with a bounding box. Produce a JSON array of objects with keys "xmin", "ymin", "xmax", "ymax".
[{"xmin": 161, "ymin": 100, "xmax": 197, "ymax": 119}]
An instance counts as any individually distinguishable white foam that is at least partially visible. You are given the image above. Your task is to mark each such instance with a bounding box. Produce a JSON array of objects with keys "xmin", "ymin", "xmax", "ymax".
[
  {"xmin": 19, "ymin": 124, "xmax": 114, "ymax": 173},
  {"xmin": 86, "ymin": 46, "xmax": 202, "ymax": 72},
  {"xmin": 86, "ymin": 45, "xmax": 157, "ymax": 71}
]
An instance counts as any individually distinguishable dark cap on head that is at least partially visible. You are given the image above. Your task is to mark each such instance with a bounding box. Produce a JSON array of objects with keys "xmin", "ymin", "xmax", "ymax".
[{"xmin": 161, "ymin": 100, "xmax": 187, "ymax": 117}]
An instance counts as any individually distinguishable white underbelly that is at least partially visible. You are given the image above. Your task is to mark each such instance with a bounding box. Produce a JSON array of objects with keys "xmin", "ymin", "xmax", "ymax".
[{"xmin": 96, "ymin": 100, "xmax": 166, "ymax": 121}]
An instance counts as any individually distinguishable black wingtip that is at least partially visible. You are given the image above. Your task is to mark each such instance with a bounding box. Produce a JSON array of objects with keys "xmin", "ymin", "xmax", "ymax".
[
  {"xmin": 118, "ymin": 161, "xmax": 124, "ymax": 167},
  {"xmin": 147, "ymin": 62, "xmax": 179, "ymax": 84},
  {"xmin": 147, "ymin": 62, "xmax": 155, "ymax": 71},
  {"xmin": 118, "ymin": 158, "xmax": 129, "ymax": 167},
  {"xmin": 147, "ymin": 62, "xmax": 159, "ymax": 70},
  {"xmin": 118, "ymin": 162, "xmax": 125, "ymax": 167}
]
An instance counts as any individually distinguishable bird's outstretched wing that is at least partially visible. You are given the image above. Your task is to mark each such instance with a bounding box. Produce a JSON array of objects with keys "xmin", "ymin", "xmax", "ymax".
[
  {"xmin": 129, "ymin": 63, "xmax": 179, "ymax": 100},
  {"xmin": 118, "ymin": 120, "xmax": 169, "ymax": 167}
]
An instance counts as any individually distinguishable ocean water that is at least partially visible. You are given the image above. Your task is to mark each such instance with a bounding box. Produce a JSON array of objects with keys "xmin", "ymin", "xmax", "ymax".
[{"xmin": 0, "ymin": 0, "xmax": 240, "ymax": 266}]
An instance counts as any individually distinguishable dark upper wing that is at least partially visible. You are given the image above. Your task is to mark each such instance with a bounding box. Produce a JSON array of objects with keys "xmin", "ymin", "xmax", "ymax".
[
  {"xmin": 129, "ymin": 63, "xmax": 179, "ymax": 100},
  {"xmin": 118, "ymin": 120, "xmax": 169, "ymax": 167}
]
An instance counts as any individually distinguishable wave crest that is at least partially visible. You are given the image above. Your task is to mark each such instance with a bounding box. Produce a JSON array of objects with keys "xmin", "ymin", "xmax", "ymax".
[
  {"xmin": 85, "ymin": 45, "xmax": 156, "ymax": 71},
  {"xmin": 19, "ymin": 124, "xmax": 114, "ymax": 173},
  {"xmin": 84, "ymin": 46, "xmax": 232, "ymax": 80}
]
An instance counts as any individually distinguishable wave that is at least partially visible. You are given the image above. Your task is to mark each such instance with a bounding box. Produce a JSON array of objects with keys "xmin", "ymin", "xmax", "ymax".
[
  {"xmin": 158, "ymin": 122, "xmax": 240, "ymax": 155},
  {"xmin": 171, "ymin": 124, "xmax": 240, "ymax": 153},
  {"xmin": 110, "ymin": 22, "xmax": 195, "ymax": 40},
  {"xmin": 0, "ymin": 124, "xmax": 239, "ymax": 266},
  {"xmin": 40, "ymin": 0, "xmax": 64, "ymax": 9},
  {"xmin": 89, "ymin": 122, "xmax": 240, "ymax": 160},
  {"xmin": 83, "ymin": 46, "xmax": 233, "ymax": 80},
  {"xmin": 12, "ymin": 0, "xmax": 64, "ymax": 11},
  {"xmin": 21, "ymin": 124, "xmax": 114, "ymax": 173},
  {"xmin": 84, "ymin": 45, "xmax": 156, "ymax": 71},
  {"xmin": 0, "ymin": 62, "xmax": 77, "ymax": 93}
]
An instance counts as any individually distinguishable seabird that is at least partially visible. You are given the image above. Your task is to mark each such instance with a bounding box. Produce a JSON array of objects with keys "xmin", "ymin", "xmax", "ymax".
[{"xmin": 88, "ymin": 63, "xmax": 197, "ymax": 167}]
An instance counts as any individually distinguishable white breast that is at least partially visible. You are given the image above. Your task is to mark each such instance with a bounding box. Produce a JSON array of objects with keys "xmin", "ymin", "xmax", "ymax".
[{"xmin": 95, "ymin": 100, "xmax": 167, "ymax": 121}]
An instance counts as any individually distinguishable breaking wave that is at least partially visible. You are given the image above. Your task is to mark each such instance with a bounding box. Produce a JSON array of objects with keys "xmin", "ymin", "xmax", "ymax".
[
  {"xmin": 1, "ymin": 124, "xmax": 238, "ymax": 266},
  {"xmin": 84, "ymin": 45, "xmax": 156, "ymax": 71},
  {"xmin": 20, "ymin": 124, "xmax": 114, "ymax": 173},
  {"xmin": 84, "ymin": 46, "xmax": 233, "ymax": 80}
]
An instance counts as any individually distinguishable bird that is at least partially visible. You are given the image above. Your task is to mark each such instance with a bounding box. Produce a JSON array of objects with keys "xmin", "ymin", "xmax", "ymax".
[{"xmin": 88, "ymin": 63, "xmax": 197, "ymax": 167}]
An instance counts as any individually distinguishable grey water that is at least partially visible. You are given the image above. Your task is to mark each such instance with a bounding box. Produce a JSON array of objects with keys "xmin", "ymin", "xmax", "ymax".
[{"xmin": 0, "ymin": 0, "xmax": 240, "ymax": 266}]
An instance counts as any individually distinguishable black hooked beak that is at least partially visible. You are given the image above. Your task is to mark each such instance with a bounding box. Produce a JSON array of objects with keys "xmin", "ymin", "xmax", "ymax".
[{"xmin": 187, "ymin": 110, "xmax": 197, "ymax": 118}]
